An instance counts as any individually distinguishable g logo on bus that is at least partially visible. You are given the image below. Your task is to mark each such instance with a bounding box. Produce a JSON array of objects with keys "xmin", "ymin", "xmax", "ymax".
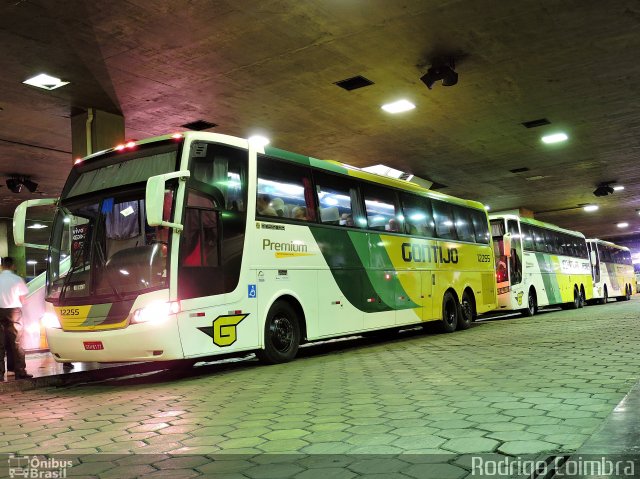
[
  {"xmin": 198, "ymin": 314, "xmax": 248, "ymax": 347},
  {"xmin": 516, "ymin": 291, "xmax": 524, "ymax": 306}
]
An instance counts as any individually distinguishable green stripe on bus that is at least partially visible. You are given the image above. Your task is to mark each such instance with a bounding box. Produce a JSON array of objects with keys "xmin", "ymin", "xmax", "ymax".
[
  {"xmin": 310, "ymin": 227, "xmax": 393, "ymax": 312},
  {"xmin": 354, "ymin": 232, "xmax": 419, "ymax": 310},
  {"xmin": 263, "ymin": 146, "xmax": 312, "ymax": 166},
  {"xmin": 535, "ymin": 253, "xmax": 563, "ymax": 304}
]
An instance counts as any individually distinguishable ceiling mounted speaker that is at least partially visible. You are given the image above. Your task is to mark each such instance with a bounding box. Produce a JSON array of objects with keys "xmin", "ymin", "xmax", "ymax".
[{"xmin": 420, "ymin": 60, "xmax": 458, "ymax": 89}]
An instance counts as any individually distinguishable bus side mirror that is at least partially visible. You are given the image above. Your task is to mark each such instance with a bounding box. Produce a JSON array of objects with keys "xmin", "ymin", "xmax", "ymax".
[
  {"xmin": 503, "ymin": 233, "xmax": 512, "ymax": 257},
  {"xmin": 146, "ymin": 170, "xmax": 190, "ymax": 231},
  {"xmin": 590, "ymin": 250, "xmax": 597, "ymax": 266},
  {"xmin": 13, "ymin": 198, "xmax": 58, "ymax": 249}
]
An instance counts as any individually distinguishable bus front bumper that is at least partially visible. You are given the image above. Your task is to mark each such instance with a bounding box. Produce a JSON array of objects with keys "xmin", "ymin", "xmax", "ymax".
[{"xmin": 46, "ymin": 319, "xmax": 184, "ymax": 363}]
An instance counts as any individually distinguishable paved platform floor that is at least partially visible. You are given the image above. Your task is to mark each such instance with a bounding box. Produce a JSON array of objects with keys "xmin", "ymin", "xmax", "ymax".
[{"xmin": 0, "ymin": 297, "xmax": 639, "ymax": 477}]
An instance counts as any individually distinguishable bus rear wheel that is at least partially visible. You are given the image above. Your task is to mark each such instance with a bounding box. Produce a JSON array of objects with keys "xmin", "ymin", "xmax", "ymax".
[
  {"xmin": 439, "ymin": 291, "xmax": 459, "ymax": 333},
  {"xmin": 521, "ymin": 288, "xmax": 537, "ymax": 317},
  {"xmin": 256, "ymin": 301, "xmax": 301, "ymax": 364},
  {"xmin": 458, "ymin": 291, "xmax": 475, "ymax": 330}
]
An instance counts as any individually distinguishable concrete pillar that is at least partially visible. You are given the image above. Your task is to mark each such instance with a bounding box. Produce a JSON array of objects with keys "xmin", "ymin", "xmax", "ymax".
[{"xmin": 71, "ymin": 108, "xmax": 125, "ymax": 160}]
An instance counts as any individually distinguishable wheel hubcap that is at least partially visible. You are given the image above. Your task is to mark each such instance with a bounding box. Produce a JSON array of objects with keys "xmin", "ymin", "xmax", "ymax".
[
  {"xmin": 270, "ymin": 315, "xmax": 293, "ymax": 352},
  {"xmin": 445, "ymin": 301, "xmax": 456, "ymax": 325}
]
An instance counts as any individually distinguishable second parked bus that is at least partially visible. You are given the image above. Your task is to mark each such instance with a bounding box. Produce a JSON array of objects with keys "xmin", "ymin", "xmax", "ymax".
[{"xmin": 490, "ymin": 214, "xmax": 593, "ymax": 316}]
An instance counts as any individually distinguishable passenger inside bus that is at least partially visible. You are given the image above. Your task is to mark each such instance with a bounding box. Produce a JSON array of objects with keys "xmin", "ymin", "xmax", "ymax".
[
  {"xmin": 257, "ymin": 195, "xmax": 277, "ymax": 216},
  {"xmin": 292, "ymin": 206, "xmax": 310, "ymax": 221}
]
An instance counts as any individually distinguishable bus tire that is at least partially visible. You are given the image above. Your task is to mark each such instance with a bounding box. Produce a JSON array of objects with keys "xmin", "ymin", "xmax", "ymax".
[
  {"xmin": 520, "ymin": 288, "xmax": 537, "ymax": 317},
  {"xmin": 578, "ymin": 286, "xmax": 586, "ymax": 308},
  {"xmin": 569, "ymin": 287, "xmax": 580, "ymax": 309},
  {"xmin": 458, "ymin": 290, "xmax": 475, "ymax": 330},
  {"xmin": 439, "ymin": 291, "xmax": 459, "ymax": 333},
  {"xmin": 626, "ymin": 285, "xmax": 631, "ymax": 301},
  {"xmin": 600, "ymin": 286, "xmax": 608, "ymax": 305},
  {"xmin": 256, "ymin": 301, "xmax": 301, "ymax": 364}
]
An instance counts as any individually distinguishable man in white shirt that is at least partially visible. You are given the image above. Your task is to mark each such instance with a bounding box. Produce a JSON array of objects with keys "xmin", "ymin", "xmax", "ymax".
[{"xmin": 0, "ymin": 257, "xmax": 33, "ymax": 380}]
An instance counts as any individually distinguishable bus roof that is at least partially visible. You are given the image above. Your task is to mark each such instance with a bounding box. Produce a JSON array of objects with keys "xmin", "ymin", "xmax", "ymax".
[
  {"xmin": 263, "ymin": 144, "xmax": 487, "ymax": 211},
  {"xmin": 586, "ymin": 238, "xmax": 631, "ymax": 251},
  {"xmin": 79, "ymin": 130, "xmax": 487, "ymax": 212},
  {"xmin": 489, "ymin": 213, "xmax": 586, "ymax": 239}
]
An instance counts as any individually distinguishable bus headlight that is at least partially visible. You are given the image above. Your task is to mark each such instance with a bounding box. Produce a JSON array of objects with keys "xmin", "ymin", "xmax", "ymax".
[
  {"xmin": 132, "ymin": 301, "xmax": 180, "ymax": 325},
  {"xmin": 41, "ymin": 312, "xmax": 61, "ymax": 329}
]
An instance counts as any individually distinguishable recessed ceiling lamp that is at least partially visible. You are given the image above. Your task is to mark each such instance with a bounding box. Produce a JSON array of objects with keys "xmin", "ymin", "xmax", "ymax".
[
  {"xmin": 484, "ymin": 205, "xmax": 491, "ymax": 211},
  {"xmin": 583, "ymin": 205, "xmax": 599, "ymax": 212},
  {"xmin": 23, "ymin": 73, "xmax": 69, "ymax": 90},
  {"xmin": 248, "ymin": 135, "xmax": 270, "ymax": 148},
  {"xmin": 617, "ymin": 222, "xmax": 629, "ymax": 228},
  {"xmin": 381, "ymin": 100, "xmax": 416, "ymax": 114},
  {"xmin": 613, "ymin": 185, "xmax": 624, "ymax": 191},
  {"xmin": 541, "ymin": 132, "xmax": 568, "ymax": 144},
  {"xmin": 27, "ymin": 223, "xmax": 47, "ymax": 229}
]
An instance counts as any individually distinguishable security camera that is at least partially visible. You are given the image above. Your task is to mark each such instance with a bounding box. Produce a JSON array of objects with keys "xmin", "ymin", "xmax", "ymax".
[{"xmin": 593, "ymin": 184, "xmax": 614, "ymax": 197}]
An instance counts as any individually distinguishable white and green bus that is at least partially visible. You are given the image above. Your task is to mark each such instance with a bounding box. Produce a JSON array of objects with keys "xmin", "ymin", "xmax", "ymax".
[
  {"xmin": 489, "ymin": 214, "xmax": 593, "ymax": 316},
  {"xmin": 586, "ymin": 239, "xmax": 634, "ymax": 303},
  {"xmin": 14, "ymin": 132, "xmax": 497, "ymax": 364}
]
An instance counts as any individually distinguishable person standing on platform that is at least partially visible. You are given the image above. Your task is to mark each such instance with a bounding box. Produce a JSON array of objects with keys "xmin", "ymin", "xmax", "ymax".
[{"xmin": 0, "ymin": 257, "xmax": 33, "ymax": 380}]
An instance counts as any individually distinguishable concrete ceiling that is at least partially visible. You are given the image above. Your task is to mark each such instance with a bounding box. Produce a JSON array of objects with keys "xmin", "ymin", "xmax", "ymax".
[{"xmin": 1, "ymin": 0, "xmax": 640, "ymax": 240}]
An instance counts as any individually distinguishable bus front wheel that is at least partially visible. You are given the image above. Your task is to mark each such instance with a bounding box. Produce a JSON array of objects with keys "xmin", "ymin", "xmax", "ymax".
[
  {"xmin": 569, "ymin": 287, "xmax": 580, "ymax": 309},
  {"xmin": 439, "ymin": 291, "xmax": 459, "ymax": 333},
  {"xmin": 256, "ymin": 301, "xmax": 301, "ymax": 364},
  {"xmin": 521, "ymin": 288, "xmax": 537, "ymax": 317}
]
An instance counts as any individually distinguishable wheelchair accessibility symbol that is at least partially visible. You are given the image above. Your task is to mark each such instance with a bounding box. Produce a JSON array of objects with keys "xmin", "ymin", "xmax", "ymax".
[{"xmin": 248, "ymin": 284, "xmax": 257, "ymax": 298}]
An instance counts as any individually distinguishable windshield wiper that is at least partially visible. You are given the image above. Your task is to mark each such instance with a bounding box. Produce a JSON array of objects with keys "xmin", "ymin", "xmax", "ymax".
[{"xmin": 94, "ymin": 243, "xmax": 124, "ymax": 300}]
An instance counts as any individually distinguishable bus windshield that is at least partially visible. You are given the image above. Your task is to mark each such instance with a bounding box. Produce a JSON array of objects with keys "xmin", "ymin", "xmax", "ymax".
[
  {"xmin": 47, "ymin": 190, "xmax": 173, "ymax": 303},
  {"xmin": 46, "ymin": 142, "xmax": 180, "ymax": 304}
]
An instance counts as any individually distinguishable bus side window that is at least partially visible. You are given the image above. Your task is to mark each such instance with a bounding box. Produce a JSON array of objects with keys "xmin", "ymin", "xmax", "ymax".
[
  {"xmin": 315, "ymin": 172, "xmax": 363, "ymax": 227},
  {"xmin": 257, "ymin": 156, "xmax": 315, "ymax": 221},
  {"xmin": 521, "ymin": 224, "xmax": 534, "ymax": 251},
  {"xmin": 400, "ymin": 193, "xmax": 435, "ymax": 237},
  {"xmin": 470, "ymin": 209, "xmax": 490, "ymax": 244},
  {"xmin": 432, "ymin": 200, "xmax": 457, "ymax": 240},
  {"xmin": 452, "ymin": 205, "xmax": 475, "ymax": 243},
  {"xmin": 362, "ymin": 184, "xmax": 403, "ymax": 232}
]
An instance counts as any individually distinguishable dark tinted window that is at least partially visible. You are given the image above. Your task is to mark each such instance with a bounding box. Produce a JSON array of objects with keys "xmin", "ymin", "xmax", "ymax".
[
  {"xmin": 315, "ymin": 172, "xmax": 363, "ymax": 227},
  {"xmin": 400, "ymin": 194, "xmax": 435, "ymax": 237},
  {"xmin": 521, "ymin": 223, "xmax": 534, "ymax": 251},
  {"xmin": 257, "ymin": 156, "xmax": 316, "ymax": 221},
  {"xmin": 362, "ymin": 185, "xmax": 402, "ymax": 232},
  {"xmin": 470, "ymin": 210, "xmax": 490, "ymax": 244},
  {"xmin": 191, "ymin": 142, "xmax": 247, "ymax": 211},
  {"xmin": 452, "ymin": 205, "xmax": 475, "ymax": 243},
  {"xmin": 432, "ymin": 200, "xmax": 457, "ymax": 240}
]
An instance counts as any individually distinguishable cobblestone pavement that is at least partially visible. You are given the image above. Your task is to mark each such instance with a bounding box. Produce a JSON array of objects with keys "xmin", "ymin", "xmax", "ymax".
[{"xmin": 0, "ymin": 298, "xmax": 639, "ymax": 478}]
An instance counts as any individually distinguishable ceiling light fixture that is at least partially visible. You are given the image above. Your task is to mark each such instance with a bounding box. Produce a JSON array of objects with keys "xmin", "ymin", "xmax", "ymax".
[
  {"xmin": 27, "ymin": 223, "xmax": 47, "ymax": 229},
  {"xmin": 613, "ymin": 185, "xmax": 624, "ymax": 191},
  {"xmin": 248, "ymin": 135, "xmax": 270, "ymax": 148},
  {"xmin": 541, "ymin": 132, "xmax": 568, "ymax": 144},
  {"xmin": 381, "ymin": 100, "xmax": 416, "ymax": 114},
  {"xmin": 617, "ymin": 222, "xmax": 629, "ymax": 228},
  {"xmin": 420, "ymin": 59, "xmax": 458, "ymax": 89},
  {"xmin": 583, "ymin": 205, "xmax": 599, "ymax": 212},
  {"xmin": 23, "ymin": 73, "xmax": 69, "ymax": 90}
]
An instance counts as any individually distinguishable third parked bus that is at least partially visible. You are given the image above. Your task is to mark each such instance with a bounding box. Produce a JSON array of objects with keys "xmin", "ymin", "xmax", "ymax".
[{"xmin": 586, "ymin": 239, "xmax": 634, "ymax": 303}]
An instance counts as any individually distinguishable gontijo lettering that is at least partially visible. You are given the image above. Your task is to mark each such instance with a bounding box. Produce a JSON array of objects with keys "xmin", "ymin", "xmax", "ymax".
[
  {"xmin": 263, "ymin": 239, "xmax": 308, "ymax": 252},
  {"xmin": 401, "ymin": 242, "xmax": 459, "ymax": 264}
]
